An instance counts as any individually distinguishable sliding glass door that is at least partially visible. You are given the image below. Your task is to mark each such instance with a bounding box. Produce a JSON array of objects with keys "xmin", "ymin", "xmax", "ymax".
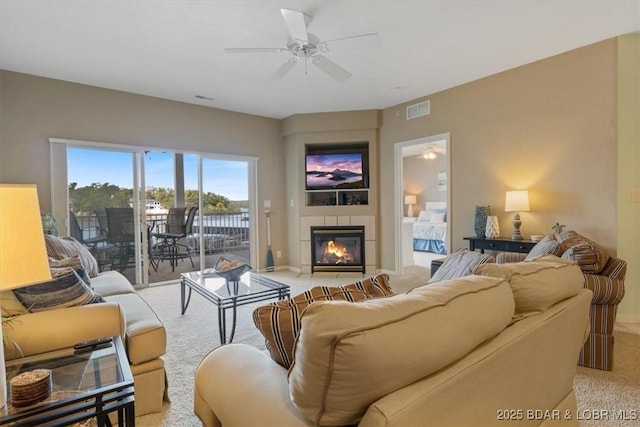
[
  {"xmin": 50, "ymin": 139, "xmax": 257, "ymax": 287},
  {"xmin": 62, "ymin": 146, "xmax": 146, "ymax": 285}
]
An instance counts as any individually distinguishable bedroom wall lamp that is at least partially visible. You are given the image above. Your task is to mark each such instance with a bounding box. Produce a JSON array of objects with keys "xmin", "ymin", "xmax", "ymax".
[
  {"xmin": 404, "ymin": 195, "xmax": 417, "ymax": 217},
  {"xmin": 504, "ymin": 190, "xmax": 530, "ymax": 240}
]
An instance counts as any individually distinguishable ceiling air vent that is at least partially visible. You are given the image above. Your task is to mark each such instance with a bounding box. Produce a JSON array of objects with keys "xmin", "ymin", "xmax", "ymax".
[{"xmin": 406, "ymin": 101, "xmax": 430, "ymax": 120}]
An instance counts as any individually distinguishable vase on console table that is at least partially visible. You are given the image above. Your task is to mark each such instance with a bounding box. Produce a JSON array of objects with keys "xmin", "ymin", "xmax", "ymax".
[
  {"xmin": 474, "ymin": 206, "xmax": 491, "ymax": 238},
  {"xmin": 485, "ymin": 216, "xmax": 500, "ymax": 239}
]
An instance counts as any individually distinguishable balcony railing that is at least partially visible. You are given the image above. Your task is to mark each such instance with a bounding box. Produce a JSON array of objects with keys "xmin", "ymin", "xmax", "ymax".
[{"xmin": 75, "ymin": 211, "xmax": 250, "ymax": 255}]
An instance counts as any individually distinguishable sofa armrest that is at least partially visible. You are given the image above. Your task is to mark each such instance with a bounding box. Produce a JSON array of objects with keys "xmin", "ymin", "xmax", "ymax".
[
  {"xmin": 599, "ymin": 257, "xmax": 627, "ymax": 280},
  {"xmin": 496, "ymin": 252, "xmax": 527, "ymax": 264},
  {"xmin": 194, "ymin": 344, "xmax": 311, "ymax": 427},
  {"xmin": 3, "ymin": 302, "xmax": 126, "ymax": 360},
  {"xmin": 583, "ymin": 274, "xmax": 625, "ymax": 305}
]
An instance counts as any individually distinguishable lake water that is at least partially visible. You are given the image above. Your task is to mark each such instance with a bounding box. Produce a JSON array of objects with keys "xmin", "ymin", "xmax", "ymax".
[{"xmin": 306, "ymin": 175, "xmax": 363, "ymax": 189}]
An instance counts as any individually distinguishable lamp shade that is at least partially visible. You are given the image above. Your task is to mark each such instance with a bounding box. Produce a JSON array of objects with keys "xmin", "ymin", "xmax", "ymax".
[
  {"xmin": 0, "ymin": 184, "xmax": 52, "ymax": 290},
  {"xmin": 404, "ymin": 195, "xmax": 417, "ymax": 205},
  {"xmin": 504, "ymin": 190, "xmax": 530, "ymax": 213}
]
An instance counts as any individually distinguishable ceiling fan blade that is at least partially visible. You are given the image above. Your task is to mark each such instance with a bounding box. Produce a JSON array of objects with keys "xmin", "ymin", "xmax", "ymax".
[
  {"xmin": 322, "ymin": 33, "xmax": 380, "ymax": 51},
  {"xmin": 224, "ymin": 47, "xmax": 287, "ymax": 53},
  {"xmin": 311, "ymin": 55, "xmax": 352, "ymax": 82},
  {"xmin": 280, "ymin": 9, "xmax": 310, "ymax": 44},
  {"xmin": 270, "ymin": 57, "xmax": 299, "ymax": 81}
]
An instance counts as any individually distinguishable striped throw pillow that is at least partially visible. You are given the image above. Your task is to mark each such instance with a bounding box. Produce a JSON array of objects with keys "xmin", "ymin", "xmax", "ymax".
[
  {"xmin": 13, "ymin": 267, "xmax": 104, "ymax": 312},
  {"xmin": 556, "ymin": 230, "xmax": 609, "ymax": 274},
  {"xmin": 44, "ymin": 235, "xmax": 99, "ymax": 277},
  {"xmin": 429, "ymin": 249, "xmax": 495, "ymax": 282},
  {"xmin": 49, "ymin": 255, "xmax": 92, "ymax": 286},
  {"xmin": 253, "ymin": 274, "xmax": 394, "ymax": 368}
]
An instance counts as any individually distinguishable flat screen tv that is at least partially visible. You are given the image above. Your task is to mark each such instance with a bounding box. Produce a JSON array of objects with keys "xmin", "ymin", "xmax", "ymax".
[{"xmin": 305, "ymin": 152, "xmax": 366, "ymax": 190}]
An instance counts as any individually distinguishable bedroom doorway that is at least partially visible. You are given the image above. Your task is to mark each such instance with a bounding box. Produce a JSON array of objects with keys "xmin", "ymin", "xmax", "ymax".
[{"xmin": 395, "ymin": 133, "xmax": 451, "ymax": 273}]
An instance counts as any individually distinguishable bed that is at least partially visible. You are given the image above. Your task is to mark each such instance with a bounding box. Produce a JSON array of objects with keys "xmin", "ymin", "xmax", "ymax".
[{"xmin": 412, "ymin": 201, "xmax": 447, "ymax": 255}]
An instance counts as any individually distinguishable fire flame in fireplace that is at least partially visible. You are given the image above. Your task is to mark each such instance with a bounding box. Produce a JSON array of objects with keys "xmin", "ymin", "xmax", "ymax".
[{"xmin": 322, "ymin": 240, "xmax": 352, "ymax": 264}]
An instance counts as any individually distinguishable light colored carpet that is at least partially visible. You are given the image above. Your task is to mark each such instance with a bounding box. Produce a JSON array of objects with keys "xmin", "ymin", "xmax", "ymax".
[{"xmin": 135, "ymin": 267, "xmax": 640, "ymax": 426}]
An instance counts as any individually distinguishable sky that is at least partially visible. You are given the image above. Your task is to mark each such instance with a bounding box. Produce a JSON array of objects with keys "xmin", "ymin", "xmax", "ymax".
[
  {"xmin": 68, "ymin": 148, "xmax": 249, "ymax": 200},
  {"xmin": 305, "ymin": 153, "xmax": 362, "ymax": 173}
]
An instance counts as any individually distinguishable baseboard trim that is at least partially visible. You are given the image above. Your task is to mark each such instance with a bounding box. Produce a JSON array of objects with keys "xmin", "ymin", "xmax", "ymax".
[{"xmin": 617, "ymin": 313, "xmax": 640, "ymax": 323}]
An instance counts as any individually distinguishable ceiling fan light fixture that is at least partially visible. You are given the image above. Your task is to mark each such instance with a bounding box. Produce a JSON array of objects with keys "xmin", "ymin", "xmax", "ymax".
[
  {"xmin": 423, "ymin": 151, "xmax": 437, "ymax": 160},
  {"xmin": 223, "ymin": 8, "xmax": 378, "ymax": 82}
]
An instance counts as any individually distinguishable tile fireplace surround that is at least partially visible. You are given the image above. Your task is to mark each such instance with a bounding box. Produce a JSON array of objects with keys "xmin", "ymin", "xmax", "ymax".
[{"xmin": 300, "ymin": 215, "xmax": 376, "ymax": 275}]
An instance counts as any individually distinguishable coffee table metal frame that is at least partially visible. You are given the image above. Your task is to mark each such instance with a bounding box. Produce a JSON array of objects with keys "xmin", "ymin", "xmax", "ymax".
[
  {"xmin": 1, "ymin": 335, "xmax": 135, "ymax": 427},
  {"xmin": 181, "ymin": 271, "xmax": 290, "ymax": 344}
]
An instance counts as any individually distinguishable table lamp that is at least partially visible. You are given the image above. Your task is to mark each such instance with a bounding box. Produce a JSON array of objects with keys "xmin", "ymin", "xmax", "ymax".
[
  {"xmin": 504, "ymin": 190, "xmax": 530, "ymax": 240},
  {"xmin": 0, "ymin": 184, "xmax": 52, "ymax": 409},
  {"xmin": 404, "ymin": 195, "xmax": 417, "ymax": 217}
]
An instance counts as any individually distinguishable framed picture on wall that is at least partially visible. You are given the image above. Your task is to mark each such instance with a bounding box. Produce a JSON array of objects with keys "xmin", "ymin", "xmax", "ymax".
[{"xmin": 437, "ymin": 172, "xmax": 447, "ymax": 192}]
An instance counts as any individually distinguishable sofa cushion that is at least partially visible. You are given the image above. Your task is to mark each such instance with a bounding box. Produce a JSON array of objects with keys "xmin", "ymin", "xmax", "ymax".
[
  {"xmin": 556, "ymin": 230, "xmax": 609, "ymax": 274},
  {"xmin": 105, "ymin": 293, "xmax": 166, "ymax": 365},
  {"xmin": 44, "ymin": 234, "xmax": 99, "ymax": 277},
  {"xmin": 91, "ymin": 270, "xmax": 137, "ymax": 297},
  {"xmin": 474, "ymin": 254, "xmax": 584, "ymax": 319},
  {"xmin": 12, "ymin": 267, "xmax": 104, "ymax": 312},
  {"xmin": 253, "ymin": 274, "xmax": 394, "ymax": 369},
  {"xmin": 288, "ymin": 275, "xmax": 514, "ymax": 426},
  {"xmin": 429, "ymin": 248, "xmax": 494, "ymax": 282}
]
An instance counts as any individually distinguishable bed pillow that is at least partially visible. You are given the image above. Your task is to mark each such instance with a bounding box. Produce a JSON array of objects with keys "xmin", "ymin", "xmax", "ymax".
[
  {"xmin": 253, "ymin": 274, "xmax": 394, "ymax": 368},
  {"xmin": 13, "ymin": 267, "xmax": 105, "ymax": 312},
  {"xmin": 429, "ymin": 212, "xmax": 446, "ymax": 223},
  {"xmin": 417, "ymin": 211, "xmax": 430, "ymax": 222},
  {"xmin": 44, "ymin": 235, "xmax": 99, "ymax": 277}
]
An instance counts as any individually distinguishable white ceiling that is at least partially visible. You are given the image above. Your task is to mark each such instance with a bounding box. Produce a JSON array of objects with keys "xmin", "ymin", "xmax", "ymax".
[{"xmin": 1, "ymin": 1, "xmax": 639, "ymax": 119}]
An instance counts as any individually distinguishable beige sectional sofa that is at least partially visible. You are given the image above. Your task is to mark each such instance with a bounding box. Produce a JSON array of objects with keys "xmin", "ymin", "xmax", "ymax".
[
  {"xmin": 2, "ymin": 269, "xmax": 167, "ymax": 416},
  {"xmin": 194, "ymin": 256, "xmax": 592, "ymax": 426}
]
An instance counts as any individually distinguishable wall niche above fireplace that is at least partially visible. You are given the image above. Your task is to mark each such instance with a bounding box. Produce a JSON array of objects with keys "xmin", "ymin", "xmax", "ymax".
[{"xmin": 305, "ymin": 142, "xmax": 369, "ymax": 207}]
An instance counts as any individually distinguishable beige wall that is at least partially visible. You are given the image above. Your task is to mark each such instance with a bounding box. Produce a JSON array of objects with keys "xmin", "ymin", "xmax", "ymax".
[
  {"xmin": 0, "ymin": 71, "xmax": 286, "ymax": 270},
  {"xmin": 380, "ymin": 39, "xmax": 619, "ymax": 266},
  {"xmin": 616, "ymin": 34, "xmax": 640, "ymax": 320}
]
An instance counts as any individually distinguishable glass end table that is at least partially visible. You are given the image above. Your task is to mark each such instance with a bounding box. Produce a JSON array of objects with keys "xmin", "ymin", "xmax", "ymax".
[{"xmin": 1, "ymin": 335, "xmax": 134, "ymax": 427}]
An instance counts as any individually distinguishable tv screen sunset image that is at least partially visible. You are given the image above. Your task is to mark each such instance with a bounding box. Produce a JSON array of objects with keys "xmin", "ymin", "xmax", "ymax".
[{"xmin": 305, "ymin": 153, "xmax": 364, "ymax": 189}]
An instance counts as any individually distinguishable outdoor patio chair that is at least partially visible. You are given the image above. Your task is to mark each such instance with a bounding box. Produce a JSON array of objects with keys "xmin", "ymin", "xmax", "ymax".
[
  {"xmin": 105, "ymin": 207, "xmax": 136, "ymax": 272},
  {"xmin": 152, "ymin": 206, "xmax": 198, "ymax": 272}
]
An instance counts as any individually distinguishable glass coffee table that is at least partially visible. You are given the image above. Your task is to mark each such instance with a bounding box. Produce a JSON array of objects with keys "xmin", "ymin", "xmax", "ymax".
[
  {"xmin": 181, "ymin": 270, "xmax": 290, "ymax": 344},
  {"xmin": 1, "ymin": 335, "xmax": 134, "ymax": 426}
]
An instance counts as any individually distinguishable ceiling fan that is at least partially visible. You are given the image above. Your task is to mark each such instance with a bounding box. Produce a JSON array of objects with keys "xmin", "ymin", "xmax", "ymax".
[{"xmin": 224, "ymin": 9, "xmax": 379, "ymax": 82}]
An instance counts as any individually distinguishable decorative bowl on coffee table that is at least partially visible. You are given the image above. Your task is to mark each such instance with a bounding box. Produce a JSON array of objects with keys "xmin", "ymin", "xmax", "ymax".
[{"xmin": 212, "ymin": 256, "xmax": 251, "ymax": 283}]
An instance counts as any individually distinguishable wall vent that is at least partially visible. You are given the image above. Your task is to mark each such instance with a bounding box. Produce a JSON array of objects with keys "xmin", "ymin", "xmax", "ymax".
[{"xmin": 406, "ymin": 100, "xmax": 430, "ymax": 120}]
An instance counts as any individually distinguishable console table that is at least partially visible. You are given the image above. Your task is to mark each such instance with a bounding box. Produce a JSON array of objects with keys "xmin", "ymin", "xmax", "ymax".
[{"xmin": 463, "ymin": 236, "xmax": 537, "ymax": 254}]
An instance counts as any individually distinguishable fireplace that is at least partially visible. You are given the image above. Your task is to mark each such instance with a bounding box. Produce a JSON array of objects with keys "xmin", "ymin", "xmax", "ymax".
[{"xmin": 310, "ymin": 226, "xmax": 365, "ymax": 273}]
